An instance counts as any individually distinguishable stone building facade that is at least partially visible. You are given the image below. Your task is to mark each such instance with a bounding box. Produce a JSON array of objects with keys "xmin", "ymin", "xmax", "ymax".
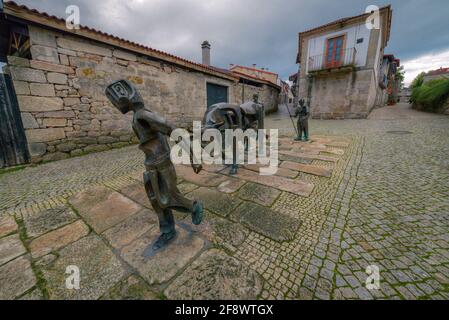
[
  {"xmin": 0, "ymin": 2, "xmax": 279, "ymax": 165},
  {"xmin": 295, "ymin": 6, "xmax": 393, "ymax": 119}
]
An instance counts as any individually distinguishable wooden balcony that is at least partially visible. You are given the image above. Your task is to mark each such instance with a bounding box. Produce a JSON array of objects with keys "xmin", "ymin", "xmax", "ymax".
[{"xmin": 308, "ymin": 48, "xmax": 357, "ymax": 74}]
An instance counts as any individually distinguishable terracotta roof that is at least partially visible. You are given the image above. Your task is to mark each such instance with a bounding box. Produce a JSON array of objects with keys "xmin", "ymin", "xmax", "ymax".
[
  {"xmin": 297, "ymin": 5, "xmax": 392, "ymax": 63},
  {"xmin": 231, "ymin": 70, "xmax": 281, "ymax": 89},
  {"xmin": 427, "ymin": 67, "xmax": 449, "ymax": 76},
  {"xmin": 3, "ymin": 1, "xmax": 240, "ymax": 81},
  {"xmin": 230, "ymin": 64, "xmax": 278, "ymax": 76}
]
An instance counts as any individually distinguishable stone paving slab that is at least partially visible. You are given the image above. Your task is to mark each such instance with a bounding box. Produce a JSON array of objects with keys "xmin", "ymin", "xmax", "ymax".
[
  {"xmin": 41, "ymin": 234, "xmax": 126, "ymax": 300},
  {"xmin": 186, "ymin": 187, "xmax": 242, "ymax": 217},
  {"xmin": 120, "ymin": 227, "xmax": 204, "ymax": 285},
  {"xmin": 280, "ymin": 161, "xmax": 333, "ymax": 177},
  {"xmin": 101, "ymin": 275, "xmax": 159, "ymax": 300},
  {"xmin": 29, "ymin": 220, "xmax": 89, "ymax": 258},
  {"xmin": 164, "ymin": 249, "xmax": 263, "ymax": 300},
  {"xmin": 279, "ymin": 153, "xmax": 313, "ymax": 164},
  {"xmin": 279, "ymin": 149, "xmax": 338, "ymax": 162},
  {"xmin": 0, "ymin": 215, "xmax": 18, "ymax": 238},
  {"xmin": 175, "ymin": 165, "xmax": 228, "ymax": 187},
  {"xmin": 177, "ymin": 182, "xmax": 200, "ymax": 194},
  {"xmin": 119, "ymin": 182, "xmax": 152, "ymax": 208},
  {"xmin": 22, "ymin": 205, "xmax": 78, "ymax": 238},
  {"xmin": 0, "ymin": 256, "xmax": 36, "ymax": 300},
  {"xmin": 217, "ymin": 179, "xmax": 246, "ymax": 194},
  {"xmin": 0, "ymin": 234, "xmax": 26, "ymax": 266},
  {"xmin": 231, "ymin": 168, "xmax": 314, "ymax": 197},
  {"xmin": 233, "ymin": 202, "xmax": 301, "ymax": 242},
  {"xmin": 319, "ymin": 148, "xmax": 345, "ymax": 156},
  {"xmin": 18, "ymin": 287, "xmax": 44, "ymax": 300},
  {"xmin": 102, "ymin": 209, "xmax": 157, "ymax": 250},
  {"xmin": 237, "ymin": 182, "xmax": 281, "ymax": 206},
  {"xmin": 244, "ymin": 164, "xmax": 298, "ymax": 179},
  {"xmin": 180, "ymin": 211, "xmax": 248, "ymax": 249},
  {"xmin": 69, "ymin": 186, "xmax": 142, "ymax": 233}
]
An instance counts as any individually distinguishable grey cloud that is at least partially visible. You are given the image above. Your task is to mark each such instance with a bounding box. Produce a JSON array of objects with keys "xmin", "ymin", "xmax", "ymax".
[{"xmin": 13, "ymin": 0, "xmax": 449, "ymax": 80}]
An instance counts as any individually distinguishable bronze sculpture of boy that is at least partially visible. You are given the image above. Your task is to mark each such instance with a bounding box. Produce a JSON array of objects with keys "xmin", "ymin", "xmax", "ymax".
[{"xmin": 105, "ymin": 80, "xmax": 203, "ymax": 250}]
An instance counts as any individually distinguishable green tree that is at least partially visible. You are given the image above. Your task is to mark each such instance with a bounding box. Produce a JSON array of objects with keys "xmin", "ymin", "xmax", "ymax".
[
  {"xmin": 410, "ymin": 72, "xmax": 425, "ymax": 90},
  {"xmin": 395, "ymin": 66, "xmax": 405, "ymax": 89}
]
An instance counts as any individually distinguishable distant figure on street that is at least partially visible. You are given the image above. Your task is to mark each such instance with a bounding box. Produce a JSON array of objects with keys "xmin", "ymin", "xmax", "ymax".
[{"xmin": 294, "ymin": 99, "xmax": 310, "ymax": 142}]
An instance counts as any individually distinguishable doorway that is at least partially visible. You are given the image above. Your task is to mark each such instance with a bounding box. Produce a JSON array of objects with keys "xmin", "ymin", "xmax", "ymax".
[
  {"xmin": 0, "ymin": 18, "xmax": 30, "ymax": 168},
  {"xmin": 207, "ymin": 82, "xmax": 228, "ymax": 108}
]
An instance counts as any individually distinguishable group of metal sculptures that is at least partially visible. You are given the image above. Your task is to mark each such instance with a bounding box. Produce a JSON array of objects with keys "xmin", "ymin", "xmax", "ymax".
[{"xmin": 105, "ymin": 79, "xmax": 310, "ymax": 250}]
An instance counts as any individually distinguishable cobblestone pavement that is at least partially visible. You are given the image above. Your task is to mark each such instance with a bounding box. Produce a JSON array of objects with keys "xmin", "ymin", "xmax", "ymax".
[{"xmin": 0, "ymin": 103, "xmax": 448, "ymax": 300}]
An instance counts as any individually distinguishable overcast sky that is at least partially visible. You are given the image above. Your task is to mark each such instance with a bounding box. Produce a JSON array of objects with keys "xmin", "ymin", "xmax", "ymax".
[{"xmin": 11, "ymin": 0, "xmax": 449, "ymax": 85}]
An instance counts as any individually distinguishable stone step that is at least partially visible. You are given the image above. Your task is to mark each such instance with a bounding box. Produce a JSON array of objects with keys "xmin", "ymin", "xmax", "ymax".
[
  {"xmin": 226, "ymin": 168, "xmax": 314, "ymax": 197},
  {"xmin": 325, "ymin": 141, "xmax": 350, "ymax": 148},
  {"xmin": 243, "ymin": 164, "xmax": 298, "ymax": 178},
  {"xmin": 311, "ymin": 137, "xmax": 350, "ymax": 148},
  {"xmin": 286, "ymin": 144, "xmax": 344, "ymax": 156},
  {"xmin": 280, "ymin": 161, "xmax": 333, "ymax": 177},
  {"xmin": 279, "ymin": 149, "xmax": 338, "ymax": 162},
  {"xmin": 279, "ymin": 138, "xmax": 327, "ymax": 150},
  {"xmin": 319, "ymin": 148, "xmax": 344, "ymax": 156}
]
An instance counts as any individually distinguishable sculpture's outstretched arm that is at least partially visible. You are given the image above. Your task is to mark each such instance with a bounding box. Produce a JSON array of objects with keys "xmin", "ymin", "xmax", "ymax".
[
  {"xmin": 136, "ymin": 109, "xmax": 203, "ymax": 174},
  {"xmin": 136, "ymin": 109, "xmax": 176, "ymax": 136}
]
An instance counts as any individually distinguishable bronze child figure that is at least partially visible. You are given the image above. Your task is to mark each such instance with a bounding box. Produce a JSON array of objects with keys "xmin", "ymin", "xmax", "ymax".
[
  {"xmin": 294, "ymin": 98, "xmax": 310, "ymax": 142},
  {"xmin": 105, "ymin": 80, "xmax": 203, "ymax": 250}
]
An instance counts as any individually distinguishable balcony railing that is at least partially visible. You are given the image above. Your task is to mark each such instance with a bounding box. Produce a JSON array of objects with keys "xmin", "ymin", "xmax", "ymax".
[{"xmin": 308, "ymin": 48, "xmax": 357, "ymax": 73}]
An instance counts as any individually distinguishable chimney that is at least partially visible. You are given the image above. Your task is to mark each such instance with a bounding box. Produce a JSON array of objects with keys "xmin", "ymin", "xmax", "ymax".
[
  {"xmin": 252, "ymin": 64, "xmax": 257, "ymax": 69},
  {"xmin": 201, "ymin": 41, "xmax": 211, "ymax": 66}
]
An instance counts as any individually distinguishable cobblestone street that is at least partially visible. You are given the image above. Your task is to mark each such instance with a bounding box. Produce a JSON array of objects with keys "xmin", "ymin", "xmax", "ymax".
[{"xmin": 1, "ymin": 103, "xmax": 448, "ymax": 300}]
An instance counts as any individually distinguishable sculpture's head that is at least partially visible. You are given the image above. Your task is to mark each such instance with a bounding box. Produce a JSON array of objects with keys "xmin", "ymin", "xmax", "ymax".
[
  {"xmin": 253, "ymin": 94, "xmax": 259, "ymax": 104},
  {"xmin": 299, "ymin": 98, "xmax": 305, "ymax": 107},
  {"xmin": 105, "ymin": 80, "xmax": 144, "ymax": 114}
]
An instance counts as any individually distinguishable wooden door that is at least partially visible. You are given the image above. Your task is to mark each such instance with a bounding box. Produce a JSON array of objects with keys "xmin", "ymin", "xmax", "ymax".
[
  {"xmin": 325, "ymin": 35, "xmax": 344, "ymax": 68},
  {"xmin": 0, "ymin": 73, "xmax": 29, "ymax": 168},
  {"xmin": 207, "ymin": 83, "xmax": 228, "ymax": 109}
]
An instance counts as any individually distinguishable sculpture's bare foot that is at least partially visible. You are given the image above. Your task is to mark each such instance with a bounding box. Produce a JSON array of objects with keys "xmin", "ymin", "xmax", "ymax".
[
  {"xmin": 152, "ymin": 230, "xmax": 176, "ymax": 250},
  {"xmin": 192, "ymin": 201, "xmax": 204, "ymax": 225}
]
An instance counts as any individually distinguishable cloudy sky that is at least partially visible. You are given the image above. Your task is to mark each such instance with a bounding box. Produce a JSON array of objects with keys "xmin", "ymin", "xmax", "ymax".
[{"xmin": 11, "ymin": 0, "xmax": 449, "ymax": 85}]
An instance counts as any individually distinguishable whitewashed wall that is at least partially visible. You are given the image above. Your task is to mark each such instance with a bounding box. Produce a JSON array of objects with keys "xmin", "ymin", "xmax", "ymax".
[{"xmin": 305, "ymin": 23, "xmax": 371, "ymax": 73}]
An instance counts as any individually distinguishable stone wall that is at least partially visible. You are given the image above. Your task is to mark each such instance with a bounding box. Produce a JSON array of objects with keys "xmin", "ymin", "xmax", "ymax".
[
  {"xmin": 300, "ymin": 68, "xmax": 378, "ymax": 119},
  {"xmin": 8, "ymin": 24, "xmax": 279, "ymax": 163},
  {"xmin": 413, "ymin": 97, "xmax": 449, "ymax": 115}
]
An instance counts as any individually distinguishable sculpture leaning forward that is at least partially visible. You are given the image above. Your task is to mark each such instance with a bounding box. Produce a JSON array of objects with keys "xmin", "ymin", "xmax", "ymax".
[{"xmin": 105, "ymin": 80, "xmax": 204, "ymax": 250}]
